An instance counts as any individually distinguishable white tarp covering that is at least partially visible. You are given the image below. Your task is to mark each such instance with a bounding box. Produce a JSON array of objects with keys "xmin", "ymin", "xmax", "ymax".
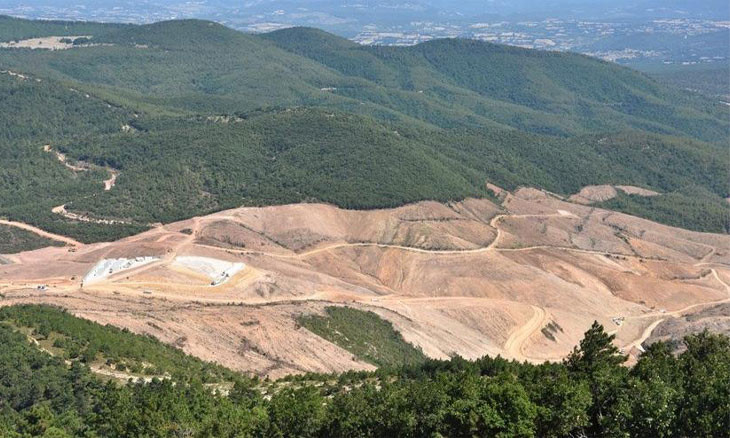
[
  {"xmin": 83, "ymin": 257, "xmax": 158, "ymax": 285},
  {"xmin": 173, "ymin": 256, "xmax": 245, "ymax": 286}
]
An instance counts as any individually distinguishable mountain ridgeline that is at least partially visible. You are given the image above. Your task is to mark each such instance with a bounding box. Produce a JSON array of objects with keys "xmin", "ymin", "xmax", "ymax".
[{"xmin": 0, "ymin": 16, "xmax": 727, "ymax": 243}]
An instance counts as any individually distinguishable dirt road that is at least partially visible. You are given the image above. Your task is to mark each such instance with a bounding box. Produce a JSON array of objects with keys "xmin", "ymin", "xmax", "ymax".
[
  {"xmin": 712, "ymin": 268, "xmax": 730, "ymax": 294},
  {"xmin": 0, "ymin": 219, "xmax": 82, "ymax": 247},
  {"xmin": 623, "ymin": 318, "xmax": 666, "ymax": 353},
  {"xmin": 503, "ymin": 305, "xmax": 548, "ymax": 360},
  {"xmin": 188, "ymin": 211, "xmax": 588, "ymax": 260},
  {"xmin": 618, "ymin": 268, "xmax": 730, "ymax": 352}
]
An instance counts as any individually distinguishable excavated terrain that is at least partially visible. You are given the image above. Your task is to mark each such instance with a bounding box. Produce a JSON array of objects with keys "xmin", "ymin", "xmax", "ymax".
[{"xmin": 1, "ymin": 187, "xmax": 728, "ymax": 377}]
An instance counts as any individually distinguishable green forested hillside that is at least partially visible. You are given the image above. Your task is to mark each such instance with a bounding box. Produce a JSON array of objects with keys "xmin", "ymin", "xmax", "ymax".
[
  {"xmin": 648, "ymin": 63, "xmax": 730, "ymax": 100},
  {"xmin": 0, "ymin": 225, "xmax": 62, "ymax": 254},
  {"xmin": 0, "ymin": 17, "xmax": 727, "ymax": 244},
  {"xmin": 599, "ymin": 186, "xmax": 730, "ymax": 233},
  {"xmin": 0, "ymin": 73, "xmax": 150, "ymax": 242},
  {"xmin": 0, "ymin": 15, "xmax": 128, "ymax": 42},
  {"xmin": 57, "ymin": 110, "xmax": 728, "ymax": 232},
  {"xmin": 1, "ymin": 304, "xmax": 729, "ymax": 437},
  {"xmin": 60, "ymin": 110, "xmax": 485, "ymax": 222},
  {"xmin": 264, "ymin": 27, "xmax": 728, "ymax": 142},
  {"xmin": 0, "ymin": 305, "xmax": 237, "ymax": 383}
]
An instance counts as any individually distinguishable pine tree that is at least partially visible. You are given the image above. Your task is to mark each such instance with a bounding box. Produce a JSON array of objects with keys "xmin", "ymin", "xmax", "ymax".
[
  {"xmin": 566, "ymin": 321, "xmax": 629, "ymax": 436},
  {"xmin": 566, "ymin": 321, "xmax": 625, "ymax": 375}
]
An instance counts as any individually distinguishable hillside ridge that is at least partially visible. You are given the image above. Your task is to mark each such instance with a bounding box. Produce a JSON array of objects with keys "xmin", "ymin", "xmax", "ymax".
[{"xmin": 0, "ymin": 16, "xmax": 727, "ymax": 244}]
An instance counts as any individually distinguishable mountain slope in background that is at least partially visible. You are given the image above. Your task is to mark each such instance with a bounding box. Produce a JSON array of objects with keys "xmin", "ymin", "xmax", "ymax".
[
  {"xmin": 0, "ymin": 17, "xmax": 727, "ymax": 243},
  {"xmin": 2, "ymin": 17, "xmax": 730, "ymax": 436},
  {"xmin": 264, "ymin": 27, "xmax": 727, "ymax": 140}
]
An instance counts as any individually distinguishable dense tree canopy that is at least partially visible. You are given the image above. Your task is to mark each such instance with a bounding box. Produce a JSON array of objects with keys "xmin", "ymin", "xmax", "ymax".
[
  {"xmin": 1, "ymin": 304, "xmax": 728, "ymax": 437},
  {"xmin": 0, "ymin": 18, "xmax": 727, "ymax": 249}
]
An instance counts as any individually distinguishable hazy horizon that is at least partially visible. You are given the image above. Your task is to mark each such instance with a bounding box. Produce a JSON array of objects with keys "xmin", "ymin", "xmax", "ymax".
[{"xmin": 1, "ymin": 0, "xmax": 727, "ymax": 69}]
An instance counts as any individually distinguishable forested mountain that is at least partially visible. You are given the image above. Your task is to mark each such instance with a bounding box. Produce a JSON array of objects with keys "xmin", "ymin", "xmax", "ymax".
[
  {"xmin": 0, "ymin": 15, "xmax": 129, "ymax": 42},
  {"xmin": 2, "ymin": 16, "xmax": 729, "ymax": 438},
  {"xmin": 0, "ymin": 17, "xmax": 727, "ymax": 243},
  {"xmin": 1, "ymin": 304, "xmax": 728, "ymax": 437},
  {"xmin": 264, "ymin": 27, "xmax": 727, "ymax": 141}
]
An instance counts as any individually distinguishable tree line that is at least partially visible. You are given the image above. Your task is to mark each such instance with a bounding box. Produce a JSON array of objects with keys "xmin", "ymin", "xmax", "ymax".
[{"xmin": 1, "ymin": 305, "xmax": 728, "ymax": 437}]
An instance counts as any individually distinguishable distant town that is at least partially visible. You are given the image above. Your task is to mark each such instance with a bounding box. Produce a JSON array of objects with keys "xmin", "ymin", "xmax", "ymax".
[
  {"xmin": 2, "ymin": 3, "xmax": 727, "ymax": 66},
  {"xmin": 351, "ymin": 18, "xmax": 728, "ymax": 65}
]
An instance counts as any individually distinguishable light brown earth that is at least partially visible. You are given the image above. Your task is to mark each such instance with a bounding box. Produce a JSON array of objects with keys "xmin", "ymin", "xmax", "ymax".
[
  {"xmin": 1, "ymin": 187, "xmax": 728, "ymax": 377},
  {"xmin": 0, "ymin": 219, "xmax": 82, "ymax": 247},
  {"xmin": 0, "ymin": 36, "xmax": 90, "ymax": 50},
  {"xmin": 569, "ymin": 184, "xmax": 660, "ymax": 204},
  {"xmin": 615, "ymin": 185, "xmax": 661, "ymax": 197},
  {"xmin": 51, "ymin": 204, "xmax": 131, "ymax": 225},
  {"xmin": 103, "ymin": 170, "xmax": 118, "ymax": 191},
  {"xmin": 644, "ymin": 269, "xmax": 730, "ymax": 352}
]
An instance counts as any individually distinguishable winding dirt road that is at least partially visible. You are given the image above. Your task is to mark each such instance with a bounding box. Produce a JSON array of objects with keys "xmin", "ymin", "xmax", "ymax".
[
  {"xmin": 623, "ymin": 318, "xmax": 666, "ymax": 353},
  {"xmin": 618, "ymin": 268, "xmax": 730, "ymax": 353},
  {"xmin": 188, "ymin": 211, "xmax": 584, "ymax": 260},
  {"xmin": 43, "ymin": 143, "xmax": 121, "ymax": 221},
  {"xmin": 711, "ymin": 269, "xmax": 730, "ymax": 294},
  {"xmin": 51, "ymin": 204, "xmax": 130, "ymax": 225},
  {"xmin": 503, "ymin": 305, "xmax": 548, "ymax": 360},
  {"xmin": 195, "ymin": 236, "xmax": 641, "ymax": 261}
]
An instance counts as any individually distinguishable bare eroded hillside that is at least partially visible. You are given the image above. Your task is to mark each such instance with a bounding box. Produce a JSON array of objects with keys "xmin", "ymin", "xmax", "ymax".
[{"xmin": 2, "ymin": 187, "xmax": 728, "ymax": 377}]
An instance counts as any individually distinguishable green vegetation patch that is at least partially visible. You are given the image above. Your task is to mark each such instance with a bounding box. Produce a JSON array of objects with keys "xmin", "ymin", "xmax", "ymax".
[
  {"xmin": 0, "ymin": 224, "xmax": 63, "ymax": 253},
  {"xmin": 298, "ymin": 306, "xmax": 427, "ymax": 368},
  {"xmin": 61, "ymin": 110, "xmax": 485, "ymax": 223},
  {"xmin": 0, "ymin": 15, "xmax": 129, "ymax": 42},
  {"xmin": 0, "ymin": 305, "xmax": 236, "ymax": 383},
  {"xmin": 599, "ymin": 186, "xmax": 730, "ymax": 233},
  {"xmin": 648, "ymin": 63, "xmax": 730, "ymax": 100},
  {"xmin": 45, "ymin": 109, "xmax": 730, "ymax": 233}
]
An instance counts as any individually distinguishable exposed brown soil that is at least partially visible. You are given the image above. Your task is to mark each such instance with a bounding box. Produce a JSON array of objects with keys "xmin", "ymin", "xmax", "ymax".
[
  {"xmin": 51, "ymin": 204, "xmax": 131, "ymax": 225},
  {"xmin": 103, "ymin": 170, "xmax": 118, "ymax": 191},
  {"xmin": 0, "ymin": 36, "xmax": 90, "ymax": 50},
  {"xmin": 0, "ymin": 219, "xmax": 81, "ymax": 247},
  {"xmin": 1, "ymin": 187, "xmax": 728, "ymax": 377},
  {"xmin": 569, "ymin": 184, "xmax": 659, "ymax": 204},
  {"xmin": 645, "ymin": 270, "xmax": 730, "ymax": 352}
]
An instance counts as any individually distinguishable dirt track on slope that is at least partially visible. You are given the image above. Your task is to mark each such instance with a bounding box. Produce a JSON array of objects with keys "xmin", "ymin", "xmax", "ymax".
[
  {"xmin": 616, "ymin": 268, "xmax": 730, "ymax": 354},
  {"xmin": 0, "ymin": 219, "xmax": 82, "ymax": 247},
  {"xmin": 2, "ymin": 187, "xmax": 729, "ymax": 375},
  {"xmin": 503, "ymin": 305, "xmax": 549, "ymax": 360}
]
